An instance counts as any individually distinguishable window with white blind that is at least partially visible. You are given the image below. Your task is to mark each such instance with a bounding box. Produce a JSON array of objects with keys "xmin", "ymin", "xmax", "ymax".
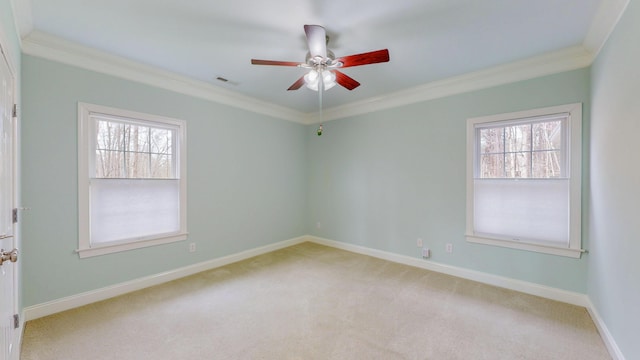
[
  {"xmin": 77, "ymin": 103, "xmax": 187, "ymax": 258},
  {"xmin": 466, "ymin": 103, "xmax": 583, "ymax": 258}
]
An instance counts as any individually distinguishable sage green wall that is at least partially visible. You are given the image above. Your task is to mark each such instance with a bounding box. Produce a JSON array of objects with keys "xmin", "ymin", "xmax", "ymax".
[
  {"xmin": 21, "ymin": 55, "xmax": 308, "ymax": 307},
  {"xmin": 589, "ymin": 0, "xmax": 640, "ymax": 358},
  {"xmin": 21, "ymin": 56, "xmax": 592, "ymax": 306},
  {"xmin": 307, "ymin": 69, "xmax": 591, "ymax": 293}
]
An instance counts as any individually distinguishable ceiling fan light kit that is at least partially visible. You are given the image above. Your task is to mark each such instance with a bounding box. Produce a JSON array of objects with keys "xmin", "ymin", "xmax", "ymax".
[
  {"xmin": 251, "ymin": 25, "xmax": 390, "ymax": 92},
  {"xmin": 304, "ymin": 69, "xmax": 337, "ymax": 91}
]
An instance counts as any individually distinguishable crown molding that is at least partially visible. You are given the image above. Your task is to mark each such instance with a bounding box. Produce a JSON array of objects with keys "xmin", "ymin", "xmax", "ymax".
[
  {"xmin": 310, "ymin": 45, "xmax": 594, "ymax": 123},
  {"xmin": 23, "ymin": 32, "xmax": 596, "ymax": 126},
  {"xmin": 583, "ymin": 0, "xmax": 630, "ymax": 57},
  {"xmin": 21, "ymin": 31, "xmax": 594, "ymax": 126},
  {"xmin": 22, "ymin": 31, "xmax": 307, "ymax": 124},
  {"xmin": 15, "ymin": 1, "xmax": 630, "ymax": 125}
]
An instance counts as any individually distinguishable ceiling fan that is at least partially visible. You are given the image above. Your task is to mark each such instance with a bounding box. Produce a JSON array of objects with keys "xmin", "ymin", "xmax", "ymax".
[{"xmin": 251, "ymin": 25, "xmax": 390, "ymax": 92}]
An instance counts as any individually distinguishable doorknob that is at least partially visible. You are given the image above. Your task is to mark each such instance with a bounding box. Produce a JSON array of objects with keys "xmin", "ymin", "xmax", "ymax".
[{"xmin": 0, "ymin": 248, "xmax": 18, "ymax": 265}]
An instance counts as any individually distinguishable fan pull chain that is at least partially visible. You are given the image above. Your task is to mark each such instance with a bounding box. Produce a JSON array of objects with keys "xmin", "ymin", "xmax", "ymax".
[{"xmin": 317, "ymin": 76, "xmax": 324, "ymax": 136}]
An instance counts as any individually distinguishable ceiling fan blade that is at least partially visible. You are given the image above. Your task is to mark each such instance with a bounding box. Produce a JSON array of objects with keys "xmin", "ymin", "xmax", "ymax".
[
  {"xmin": 333, "ymin": 70, "xmax": 360, "ymax": 90},
  {"xmin": 336, "ymin": 49, "xmax": 390, "ymax": 68},
  {"xmin": 251, "ymin": 59, "xmax": 303, "ymax": 66},
  {"xmin": 304, "ymin": 25, "xmax": 327, "ymax": 59},
  {"xmin": 287, "ymin": 76, "xmax": 306, "ymax": 91}
]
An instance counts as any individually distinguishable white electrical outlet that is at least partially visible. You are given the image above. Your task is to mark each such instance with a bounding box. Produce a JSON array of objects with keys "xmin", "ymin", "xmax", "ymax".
[
  {"xmin": 316, "ymin": 222, "xmax": 322, "ymax": 229},
  {"xmin": 422, "ymin": 248, "xmax": 430, "ymax": 259},
  {"xmin": 446, "ymin": 243, "xmax": 453, "ymax": 253},
  {"xmin": 417, "ymin": 238, "xmax": 423, "ymax": 247},
  {"xmin": 189, "ymin": 243, "xmax": 196, "ymax": 253}
]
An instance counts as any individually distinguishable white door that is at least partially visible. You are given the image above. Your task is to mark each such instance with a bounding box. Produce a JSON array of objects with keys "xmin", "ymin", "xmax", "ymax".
[{"xmin": 0, "ymin": 44, "xmax": 18, "ymax": 360}]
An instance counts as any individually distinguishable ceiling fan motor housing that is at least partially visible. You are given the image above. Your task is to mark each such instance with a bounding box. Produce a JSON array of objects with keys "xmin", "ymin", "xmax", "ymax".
[{"xmin": 305, "ymin": 49, "xmax": 336, "ymax": 66}]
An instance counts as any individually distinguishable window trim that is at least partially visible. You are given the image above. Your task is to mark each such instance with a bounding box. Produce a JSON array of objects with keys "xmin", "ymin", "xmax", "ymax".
[
  {"xmin": 466, "ymin": 103, "xmax": 583, "ymax": 258},
  {"xmin": 77, "ymin": 102, "xmax": 187, "ymax": 258}
]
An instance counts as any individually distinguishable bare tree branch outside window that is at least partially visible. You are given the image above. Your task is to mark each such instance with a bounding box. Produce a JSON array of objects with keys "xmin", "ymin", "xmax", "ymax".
[
  {"xmin": 479, "ymin": 120, "xmax": 562, "ymax": 179},
  {"xmin": 95, "ymin": 119, "xmax": 175, "ymax": 179}
]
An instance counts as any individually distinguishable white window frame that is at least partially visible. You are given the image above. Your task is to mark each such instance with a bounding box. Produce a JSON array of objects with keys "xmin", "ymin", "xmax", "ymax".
[
  {"xmin": 77, "ymin": 103, "xmax": 187, "ymax": 258},
  {"xmin": 466, "ymin": 103, "xmax": 583, "ymax": 258}
]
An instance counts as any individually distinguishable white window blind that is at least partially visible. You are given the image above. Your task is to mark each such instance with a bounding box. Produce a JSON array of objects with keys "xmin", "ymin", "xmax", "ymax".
[
  {"xmin": 473, "ymin": 179, "xmax": 569, "ymax": 246},
  {"xmin": 90, "ymin": 179, "xmax": 180, "ymax": 244}
]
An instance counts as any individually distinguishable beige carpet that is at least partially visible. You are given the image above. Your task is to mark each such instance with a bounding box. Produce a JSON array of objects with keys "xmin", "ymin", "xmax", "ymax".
[{"xmin": 21, "ymin": 242, "xmax": 610, "ymax": 359}]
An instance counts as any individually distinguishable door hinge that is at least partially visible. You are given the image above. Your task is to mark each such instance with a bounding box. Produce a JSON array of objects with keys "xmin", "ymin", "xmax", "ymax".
[
  {"xmin": 12, "ymin": 104, "xmax": 17, "ymax": 119},
  {"xmin": 13, "ymin": 314, "xmax": 19, "ymax": 329},
  {"xmin": 12, "ymin": 208, "xmax": 17, "ymax": 223}
]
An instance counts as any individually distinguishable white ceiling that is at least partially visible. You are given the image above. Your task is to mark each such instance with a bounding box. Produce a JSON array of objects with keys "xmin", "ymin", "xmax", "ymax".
[{"xmin": 16, "ymin": 0, "xmax": 610, "ymax": 114}]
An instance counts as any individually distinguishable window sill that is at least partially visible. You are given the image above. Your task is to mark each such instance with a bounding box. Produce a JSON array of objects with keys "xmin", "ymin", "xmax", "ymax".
[
  {"xmin": 466, "ymin": 234, "xmax": 585, "ymax": 258},
  {"xmin": 76, "ymin": 232, "xmax": 188, "ymax": 258}
]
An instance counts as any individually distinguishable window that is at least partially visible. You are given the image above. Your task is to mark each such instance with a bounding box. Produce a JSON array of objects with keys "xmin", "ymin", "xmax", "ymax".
[
  {"xmin": 78, "ymin": 103, "xmax": 187, "ymax": 258},
  {"xmin": 466, "ymin": 103, "xmax": 582, "ymax": 258}
]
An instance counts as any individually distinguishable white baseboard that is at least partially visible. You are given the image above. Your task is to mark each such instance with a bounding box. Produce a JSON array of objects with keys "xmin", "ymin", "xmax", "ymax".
[
  {"xmin": 23, "ymin": 236, "xmax": 307, "ymax": 321},
  {"xmin": 308, "ymin": 236, "xmax": 628, "ymax": 359},
  {"xmin": 23, "ymin": 235, "xmax": 624, "ymax": 360},
  {"xmin": 307, "ymin": 236, "xmax": 590, "ymax": 306},
  {"xmin": 585, "ymin": 299, "xmax": 626, "ymax": 360}
]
